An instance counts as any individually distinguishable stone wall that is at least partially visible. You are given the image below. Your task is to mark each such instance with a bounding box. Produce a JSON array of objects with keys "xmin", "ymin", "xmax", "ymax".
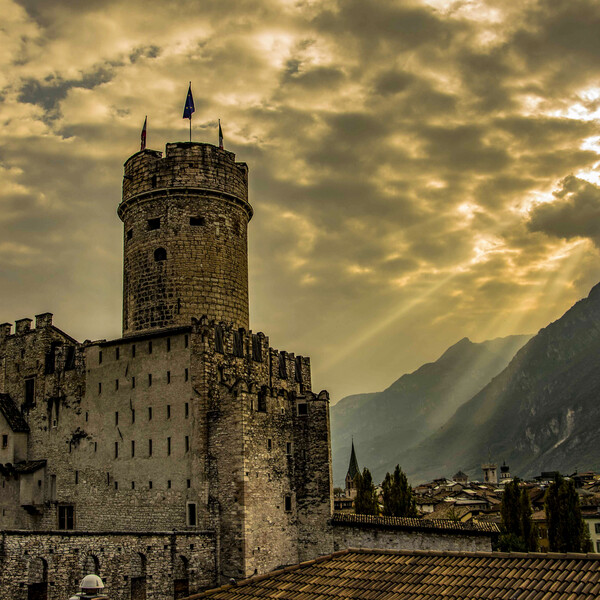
[
  {"xmin": 0, "ymin": 530, "xmax": 216, "ymax": 600},
  {"xmin": 332, "ymin": 523, "xmax": 493, "ymax": 553}
]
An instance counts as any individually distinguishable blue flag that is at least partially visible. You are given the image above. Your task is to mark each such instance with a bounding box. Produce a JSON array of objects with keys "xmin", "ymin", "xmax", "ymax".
[{"xmin": 183, "ymin": 84, "xmax": 195, "ymax": 119}]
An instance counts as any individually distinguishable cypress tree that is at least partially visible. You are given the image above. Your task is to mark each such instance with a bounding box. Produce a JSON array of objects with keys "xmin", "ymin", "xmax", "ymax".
[
  {"xmin": 354, "ymin": 467, "xmax": 379, "ymax": 515},
  {"xmin": 382, "ymin": 465, "xmax": 417, "ymax": 517},
  {"xmin": 545, "ymin": 475, "xmax": 590, "ymax": 552},
  {"xmin": 499, "ymin": 479, "xmax": 537, "ymax": 552}
]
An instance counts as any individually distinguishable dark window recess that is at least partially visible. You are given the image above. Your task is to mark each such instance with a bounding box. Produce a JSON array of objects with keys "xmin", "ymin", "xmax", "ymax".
[
  {"xmin": 116, "ymin": 347, "xmax": 120, "ymax": 360},
  {"xmin": 148, "ymin": 407, "xmax": 153, "ymax": 420},
  {"xmin": 233, "ymin": 331, "xmax": 244, "ymax": 357},
  {"xmin": 148, "ymin": 374, "xmax": 152, "ymax": 386},
  {"xmin": 267, "ymin": 439, "xmax": 272, "ymax": 451},
  {"xmin": 154, "ymin": 247, "xmax": 167, "ymax": 262},
  {"xmin": 115, "ymin": 412, "xmax": 119, "ymax": 426},
  {"xmin": 185, "ymin": 368, "xmax": 189, "ymax": 382},
  {"xmin": 294, "ymin": 356, "xmax": 303, "ymax": 384},
  {"xmin": 185, "ymin": 403, "xmax": 189, "ymax": 418},
  {"xmin": 148, "ymin": 341, "xmax": 153, "ymax": 354},
  {"xmin": 187, "ymin": 479, "xmax": 191, "ymax": 488},
  {"xmin": 185, "ymin": 436, "xmax": 189, "ymax": 452},
  {"xmin": 24, "ymin": 378, "xmax": 35, "ymax": 405},
  {"xmin": 2, "ymin": 434, "xmax": 8, "ymax": 448},
  {"xmin": 64, "ymin": 346, "xmax": 76, "ymax": 370},
  {"xmin": 214, "ymin": 325, "xmax": 224, "ymax": 354},
  {"xmin": 278, "ymin": 352, "xmax": 287, "ymax": 378},
  {"xmin": 149, "ymin": 481, "xmax": 153, "ymax": 489},
  {"xmin": 131, "ymin": 440, "xmax": 135, "ymax": 457},
  {"xmin": 184, "ymin": 334, "xmax": 189, "ymax": 348},
  {"xmin": 167, "ymin": 480, "xmax": 172, "ymax": 489},
  {"xmin": 132, "ymin": 344, "xmax": 136, "ymax": 357},
  {"xmin": 167, "ymin": 405, "xmax": 171, "ymax": 419},
  {"xmin": 167, "ymin": 338, "xmax": 171, "ymax": 352},
  {"xmin": 99, "ymin": 351, "xmax": 103, "ymax": 364},
  {"xmin": 131, "ymin": 409, "xmax": 135, "ymax": 424},
  {"xmin": 148, "ymin": 439, "xmax": 153, "ymax": 456},
  {"xmin": 132, "ymin": 376, "xmax": 136, "ymax": 389},
  {"xmin": 190, "ymin": 216, "xmax": 205, "ymax": 226},
  {"xmin": 297, "ymin": 402, "xmax": 308, "ymax": 416},
  {"xmin": 115, "ymin": 442, "xmax": 119, "ymax": 458},
  {"xmin": 45, "ymin": 341, "xmax": 60, "ymax": 374},
  {"xmin": 252, "ymin": 335, "xmax": 262, "ymax": 362},
  {"xmin": 286, "ymin": 442, "xmax": 292, "ymax": 455},
  {"xmin": 147, "ymin": 217, "xmax": 160, "ymax": 230},
  {"xmin": 167, "ymin": 437, "xmax": 171, "ymax": 455},
  {"xmin": 98, "ymin": 382, "xmax": 102, "ymax": 394},
  {"xmin": 127, "ymin": 228, "xmax": 133, "ymax": 240},
  {"xmin": 187, "ymin": 502, "xmax": 197, "ymax": 526},
  {"xmin": 284, "ymin": 496, "xmax": 292, "ymax": 512},
  {"xmin": 167, "ymin": 371, "xmax": 171, "ymax": 384},
  {"xmin": 115, "ymin": 379, "xmax": 119, "ymax": 391},
  {"xmin": 258, "ymin": 386, "xmax": 267, "ymax": 412},
  {"xmin": 75, "ymin": 471, "xmax": 79, "ymax": 484},
  {"xmin": 58, "ymin": 505, "xmax": 74, "ymax": 529}
]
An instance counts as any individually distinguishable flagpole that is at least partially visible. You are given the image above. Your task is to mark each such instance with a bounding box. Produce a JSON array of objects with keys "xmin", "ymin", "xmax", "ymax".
[{"xmin": 189, "ymin": 114, "xmax": 192, "ymax": 142}]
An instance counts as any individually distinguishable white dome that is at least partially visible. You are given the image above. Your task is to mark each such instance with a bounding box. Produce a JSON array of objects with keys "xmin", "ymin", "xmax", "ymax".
[{"xmin": 80, "ymin": 574, "xmax": 104, "ymax": 590}]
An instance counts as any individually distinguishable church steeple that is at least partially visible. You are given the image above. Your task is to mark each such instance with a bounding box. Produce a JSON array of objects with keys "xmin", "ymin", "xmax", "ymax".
[{"xmin": 345, "ymin": 440, "xmax": 360, "ymax": 498}]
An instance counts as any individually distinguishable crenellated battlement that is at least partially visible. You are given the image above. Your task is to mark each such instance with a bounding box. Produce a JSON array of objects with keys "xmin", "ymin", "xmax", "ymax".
[
  {"xmin": 120, "ymin": 142, "xmax": 250, "ymax": 213},
  {"xmin": 191, "ymin": 316, "xmax": 313, "ymax": 393}
]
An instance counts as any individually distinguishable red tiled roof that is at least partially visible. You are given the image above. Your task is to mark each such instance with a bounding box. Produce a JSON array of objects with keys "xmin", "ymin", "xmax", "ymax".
[
  {"xmin": 186, "ymin": 547, "xmax": 600, "ymax": 600},
  {"xmin": 332, "ymin": 512, "xmax": 500, "ymax": 534}
]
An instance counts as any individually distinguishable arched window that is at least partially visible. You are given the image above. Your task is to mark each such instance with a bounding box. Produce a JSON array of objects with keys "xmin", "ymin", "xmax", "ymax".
[{"xmin": 154, "ymin": 247, "xmax": 167, "ymax": 262}]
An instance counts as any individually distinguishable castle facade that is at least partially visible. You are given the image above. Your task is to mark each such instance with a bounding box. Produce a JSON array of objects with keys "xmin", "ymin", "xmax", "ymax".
[{"xmin": 0, "ymin": 142, "xmax": 333, "ymax": 600}]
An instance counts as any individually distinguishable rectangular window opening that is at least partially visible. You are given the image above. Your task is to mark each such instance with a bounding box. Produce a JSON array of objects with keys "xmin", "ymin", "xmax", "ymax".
[
  {"xmin": 148, "ymin": 373, "xmax": 152, "ymax": 386},
  {"xmin": 167, "ymin": 405, "xmax": 171, "ymax": 419},
  {"xmin": 127, "ymin": 228, "xmax": 133, "ymax": 240},
  {"xmin": 131, "ymin": 440, "xmax": 135, "ymax": 457},
  {"xmin": 167, "ymin": 338, "xmax": 171, "ymax": 352},
  {"xmin": 2, "ymin": 434, "xmax": 8, "ymax": 449},
  {"xmin": 190, "ymin": 216, "xmax": 205, "ymax": 226},
  {"xmin": 184, "ymin": 334, "xmax": 189, "ymax": 348},
  {"xmin": 116, "ymin": 347, "xmax": 120, "ymax": 360},
  {"xmin": 284, "ymin": 496, "xmax": 292, "ymax": 512},
  {"xmin": 185, "ymin": 436, "xmax": 189, "ymax": 452},
  {"xmin": 148, "ymin": 407, "xmax": 153, "ymax": 421},
  {"xmin": 185, "ymin": 368, "xmax": 189, "ymax": 382},
  {"xmin": 58, "ymin": 505, "xmax": 74, "ymax": 530},
  {"xmin": 132, "ymin": 344, "xmax": 136, "ymax": 358},
  {"xmin": 115, "ymin": 442, "xmax": 119, "ymax": 458},
  {"xmin": 185, "ymin": 402, "xmax": 189, "ymax": 418},
  {"xmin": 147, "ymin": 218, "xmax": 160, "ymax": 230},
  {"xmin": 148, "ymin": 439, "xmax": 153, "ymax": 457},
  {"xmin": 167, "ymin": 371, "xmax": 171, "ymax": 384},
  {"xmin": 187, "ymin": 501, "xmax": 198, "ymax": 526},
  {"xmin": 167, "ymin": 437, "xmax": 171, "ymax": 456},
  {"xmin": 25, "ymin": 377, "xmax": 35, "ymax": 405}
]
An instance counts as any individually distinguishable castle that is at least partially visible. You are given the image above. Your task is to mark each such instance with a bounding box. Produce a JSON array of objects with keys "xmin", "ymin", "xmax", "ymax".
[{"xmin": 0, "ymin": 142, "xmax": 333, "ymax": 599}]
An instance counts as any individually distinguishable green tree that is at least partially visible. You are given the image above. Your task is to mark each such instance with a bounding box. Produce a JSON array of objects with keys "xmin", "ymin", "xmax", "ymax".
[
  {"xmin": 381, "ymin": 465, "xmax": 417, "ymax": 517},
  {"xmin": 545, "ymin": 475, "xmax": 590, "ymax": 552},
  {"xmin": 354, "ymin": 468, "xmax": 379, "ymax": 515},
  {"xmin": 499, "ymin": 479, "xmax": 537, "ymax": 552}
]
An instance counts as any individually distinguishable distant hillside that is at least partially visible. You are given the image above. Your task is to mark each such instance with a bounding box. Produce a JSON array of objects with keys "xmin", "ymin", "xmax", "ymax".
[
  {"xmin": 401, "ymin": 282, "xmax": 600, "ymax": 483},
  {"xmin": 331, "ymin": 334, "xmax": 530, "ymax": 485}
]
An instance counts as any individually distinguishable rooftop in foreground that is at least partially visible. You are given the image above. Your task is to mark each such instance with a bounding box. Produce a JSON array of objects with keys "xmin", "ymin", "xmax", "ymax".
[{"xmin": 185, "ymin": 547, "xmax": 600, "ymax": 600}]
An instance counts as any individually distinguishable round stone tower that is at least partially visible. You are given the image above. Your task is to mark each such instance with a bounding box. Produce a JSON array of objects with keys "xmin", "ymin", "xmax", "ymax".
[{"xmin": 118, "ymin": 142, "xmax": 252, "ymax": 336}]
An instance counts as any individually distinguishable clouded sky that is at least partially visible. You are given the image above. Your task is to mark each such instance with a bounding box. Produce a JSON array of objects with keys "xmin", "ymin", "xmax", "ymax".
[{"xmin": 2, "ymin": 0, "xmax": 600, "ymax": 400}]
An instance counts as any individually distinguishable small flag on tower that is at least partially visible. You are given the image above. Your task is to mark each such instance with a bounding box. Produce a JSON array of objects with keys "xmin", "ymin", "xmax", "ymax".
[
  {"xmin": 218, "ymin": 119, "xmax": 224, "ymax": 149},
  {"xmin": 140, "ymin": 116, "xmax": 147, "ymax": 151},
  {"xmin": 183, "ymin": 83, "xmax": 195, "ymax": 119}
]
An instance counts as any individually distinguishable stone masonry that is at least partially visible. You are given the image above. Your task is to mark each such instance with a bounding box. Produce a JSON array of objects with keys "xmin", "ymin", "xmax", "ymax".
[{"xmin": 0, "ymin": 142, "xmax": 334, "ymax": 600}]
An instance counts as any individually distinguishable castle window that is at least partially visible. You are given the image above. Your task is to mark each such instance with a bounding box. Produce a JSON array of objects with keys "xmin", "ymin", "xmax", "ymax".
[
  {"xmin": 131, "ymin": 440, "xmax": 135, "ymax": 457},
  {"xmin": 187, "ymin": 479, "xmax": 191, "ymax": 488},
  {"xmin": 115, "ymin": 412, "xmax": 119, "ymax": 426},
  {"xmin": 190, "ymin": 216, "xmax": 205, "ymax": 226},
  {"xmin": 286, "ymin": 442, "xmax": 292, "ymax": 456},
  {"xmin": 167, "ymin": 405, "xmax": 171, "ymax": 419},
  {"xmin": 167, "ymin": 437, "xmax": 171, "ymax": 455},
  {"xmin": 85, "ymin": 412, "xmax": 88, "ymax": 422},
  {"xmin": 115, "ymin": 481, "xmax": 119, "ymax": 490},
  {"xmin": 151, "ymin": 175, "xmax": 157, "ymax": 188},
  {"xmin": 2, "ymin": 434, "xmax": 8, "ymax": 448},
  {"xmin": 267, "ymin": 439, "xmax": 272, "ymax": 451},
  {"xmin": 185, "ymin": 402, "xmax": 189, "ymax": 418},
  {"xmin": 115, "ymin": 442, "xmax": 119, "ymax": 458},
  {"xmin": 148, "ymin": 439, "xmax": 153, "ymax": 456},
  {"xmin": 132, "ymin": 376, "xmax": 136, "ymax": 389},
  {"xmin": 98, "ymin": 382, "xmax": 102, "ymax": 394},
  {"xmin": 148, "ymin": 407, "xmax": 153, "ymax": 420},
  {"xmin": 24, "ymin": 377, "xmax": 35, "ymax": 405},
  {"xmin": 187, "ymin": 502, "xmax": 198, "ymax": 526},
  {"xmin": 147, "ymin": 218, "xmax": 160, "ymax": 230},
  {"xmin": 115, "ymin": 379, "xmax": 119, "ymax": 391},
  {"xmin": 116, "ymin": 347, "xmax": 120, "ymax": 360},
  {"xmin": 94, "ymin": 442, "xmax": 97, "ymax": 452},
  {"xmin": 127, "ymin": 228, "xmax": 133, "ymax": 240},
  {"xmin": 284, "ymin": 496, "xmax": 292, "ymax": 512},
  {"xmin": 185, "ymin": 436, "xmax": 189, "ymax": 452},
  {"xmin": 149, "ymin": 481, "xmax": 153, "ymax": 489},
  {"xmin": 167, "ymin": 338, "xmax": 171, "ymax": 352},
  {"xmin": 258, "ymin": 387, "xmax": 267, "ymax": 412},
  {"xmin": 167, "ymin": 371, "xmax": 171, "ymax": 384},
  {"xmin": 148, "ymin": 373, "xmax": 152, "ymax": 386},
  {"xmin": 132, "ymin": 344, "xmax": 136, "ymax": 357},
  {"xmin": 154, "ymin": 247, "xmax": 167, "ymax": 262},
  {"xmin": 148, "ymin": 341, "xmax": 153, "ymax": 354},
  {"xmin": 297, "ymin": 402, "xmax": 308, "ymax": 416},
  {"xmin": 184, "ymin": 334, "xmax": 189, "ymax": 348},
  {"xmin": 75, "ymin": 471, "xmax": 79, "ymax": 484},
  {"xmin": 132, "ymin": 481, "xmax": 135, "ymax": 489},
  {"xmin": 167, "ymin": 480, "xmax": 172, "ymax": 489},
  {"xmin": 252, "ymin": 335, "xmax": 262, "ymax": 362},
  {"xmin": 99, "ymin": 351, "xmax": 103, "ymax": 364},
  {"xmin": 58, "ymin": 505, "xmax": 74, "ymax": 530},
  {"xmin": 132, "ymin": 409, "xmax": 135, "ymax": 424},
  {"xmin": 185, "ymin": 368, "xmax": 189, "ymax": 382}
]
